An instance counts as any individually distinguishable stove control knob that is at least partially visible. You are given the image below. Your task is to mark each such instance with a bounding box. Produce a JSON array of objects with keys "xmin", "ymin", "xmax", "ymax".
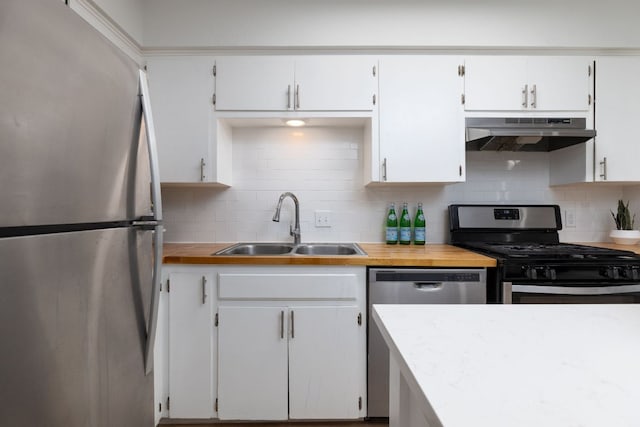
[
  {"xmin": 622, "ymin": 267, "xmax": 639, "ymax": 280},
  {"xmin": 603, "ymin": 266, "xmax": 620, "ymax": 279},
  {"xmin": 543, "ymin": 267, "xmax": 557, "ymax": 280},
  {"xmin": 525, "ymin": 267, "xmax": 537, "ymax": 280}
]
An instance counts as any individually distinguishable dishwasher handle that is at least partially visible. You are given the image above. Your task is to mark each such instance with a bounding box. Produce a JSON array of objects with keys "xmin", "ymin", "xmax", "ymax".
[{"xmin": 413, "ymin": 282, "xmax": 444, "ymax": 290}]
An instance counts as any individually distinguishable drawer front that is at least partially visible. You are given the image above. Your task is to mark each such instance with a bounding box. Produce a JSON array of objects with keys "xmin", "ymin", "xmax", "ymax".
[{"xmin": 218, "ymin": 273, "xmax": 358, "ymax": 300}]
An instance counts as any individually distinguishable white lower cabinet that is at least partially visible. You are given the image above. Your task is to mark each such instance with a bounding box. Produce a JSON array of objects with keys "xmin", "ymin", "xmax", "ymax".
[
  {"xmin": 217, "ymin": 266, "xmax": 367, "ymax": 421},
  {"xmin": 287, "ymin": 306, "xmax": 362, "ymax": 419},
  {"xmin": 166, "ymin": 271, "xmax": 215, "ymax": 418},
  {"xmin": 217, "ymin": 306, "xmax": 289, "ymax": 420},
  {"xmin": 158, "ymin": 265, "xmax": 367, "ymax": 422}
]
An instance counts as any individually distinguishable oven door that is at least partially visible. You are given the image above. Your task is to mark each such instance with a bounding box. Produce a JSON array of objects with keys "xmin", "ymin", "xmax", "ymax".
[{"xmin": 504, "ymin": 282, "xmax": 640, "ymax": 304}]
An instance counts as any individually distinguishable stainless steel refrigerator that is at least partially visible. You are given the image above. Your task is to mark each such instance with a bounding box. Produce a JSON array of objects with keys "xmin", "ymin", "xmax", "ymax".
[{"xmin": 0, "ymin": 0, "xmax": 163, "ymax": 426}]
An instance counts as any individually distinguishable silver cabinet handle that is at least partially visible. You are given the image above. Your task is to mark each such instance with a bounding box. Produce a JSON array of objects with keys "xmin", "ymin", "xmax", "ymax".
[
  {"xmin": 530, "ymin": 84, "xmax": 537, "ymax": 108},
  {"xmin": 600, "ymin": 157, "xmax": 607, "ymax": 180},
  {"xmin": 138, "ymin": 70, "xmax": 164, "ymax": 375},
  {"xmin": 382, "ymin": 158, "xmax": 388, "ymax": 181},
  {"xmin": 290, "ymin": 310, "xmax": 295, "ymax": 339},
  {"xmin": 295, "ymin": 84, "xmax": 300, "ymax": 109},
  {"xmin": 280, "ymin": 310, "xmax": 285, "ymax": 339},
  {"xmin": 522, "ymin": 84, "xmax": 528, "ymax": 108},
  {"xmin": 200, "ymin": 158, "xmax": 206, "ymax": 182},
  {"xmin": 201, "ymin": 276, "xmax": 207, "ymax": 305},
  {"xmin": 287, "ymin": 85, "xmax": 291, "ymax": 109}
]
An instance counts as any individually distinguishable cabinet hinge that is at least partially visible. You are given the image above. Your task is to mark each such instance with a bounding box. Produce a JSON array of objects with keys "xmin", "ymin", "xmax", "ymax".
[
  {"xmin": 215, "ymin": 398, "xmax": 218, "ymax": 412},
  {"xmin": 166, "ymin": 396, "xmax": 170, "ymax": 411},
  {"xmin": 358, "ymin": 396, "xmax": 362, "ymax": 410},
  {"xmin": 458, "ymin": 64, "xmax": 465, "ymax": 77},
  {"xmin": 372, "ymin": 94, "xmax": 376, "ymax": 105},
  {"xmin": 357, "ymin": 312, "xmax": 362, "ymax": 326},
  {"xmin": 166, "ymin": 279, "xmax": 170, "ymax": 293},
  {"xmin": 213, "ymin": 64, "xmax": 217, "ymax": 76},
  {"xmin": 461, "ymin": 93, "xmax": 465, "ymax": 105},
  {"xmin": 212, "ymin": 93, "xmax": 216, "ymax": 105},
  {"xmin": 215, "ymin": 312, "xmax": 219, "ymax": 327},
  {"xmin": 372, "ymin": 65, "xmax": 376, "ymax": 77}
]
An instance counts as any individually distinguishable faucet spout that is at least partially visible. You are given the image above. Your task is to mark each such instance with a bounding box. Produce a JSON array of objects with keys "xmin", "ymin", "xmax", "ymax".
[{"xmin": 272, "ymin": 192, "xmax": 301, "ymax": 244}]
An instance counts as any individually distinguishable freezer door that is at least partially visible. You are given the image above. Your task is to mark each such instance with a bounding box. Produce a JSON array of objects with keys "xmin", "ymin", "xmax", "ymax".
[
  {"xmin": 0, "ymin": 227, "xmax": 154, "ymax": 427},
  {"xmin": 0, "ymin": 0, "xmax": 152, "ymax": 227}
]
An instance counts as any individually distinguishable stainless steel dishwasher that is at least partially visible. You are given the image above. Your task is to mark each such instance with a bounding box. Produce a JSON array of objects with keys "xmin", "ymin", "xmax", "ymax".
[{"xmin": 367, "ymin": 268, "xmax": 487, "ymax": 419}]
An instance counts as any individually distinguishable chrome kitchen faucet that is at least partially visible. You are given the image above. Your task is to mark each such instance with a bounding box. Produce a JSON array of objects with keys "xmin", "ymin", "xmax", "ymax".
[{"xmin": 272, "ymin": 192, "xmax": 301, "ymax": 244}]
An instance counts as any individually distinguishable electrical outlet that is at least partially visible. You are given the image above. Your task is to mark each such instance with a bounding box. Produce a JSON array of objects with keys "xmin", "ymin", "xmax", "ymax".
[
  {"xmin": 564, "ymin": 208, "xmax": 576, "ymax": 228},
  {"xmin": 315, "ymin": 210, "xmax": 332, "ymax": 228}
]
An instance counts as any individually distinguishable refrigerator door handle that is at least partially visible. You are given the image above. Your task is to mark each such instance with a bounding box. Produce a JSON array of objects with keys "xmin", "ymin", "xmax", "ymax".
[
  {"xmin": 139, "ymin": 69, "xmax": 164, "ymax": 375},
  {"xmin": 138, "ymin": 69, "xmax": 163, "ymax": 223},
  {"xmin": 143, "ymin": 223, "xmax": 163, "ymax": 375}
]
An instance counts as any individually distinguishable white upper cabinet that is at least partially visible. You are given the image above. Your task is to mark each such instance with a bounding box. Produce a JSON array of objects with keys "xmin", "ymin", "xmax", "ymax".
[
  {"xmin": 146, "ymin": 56, "xmax": 231, "ymax": 185},
  {"xmin": 214, "ymin": 57, "xmax": 295, "ymax": 111},
  {"xmin": 594, "ymin": 56, "xmax": 640, "ymax": 182},
  {"xmin": 214, "ymin": 56, "xmax": 377, "ymax": 112},
  {"xmin": 375, "ymin": 56, "xmax": 465, "ymax": 183},
  {"xmin": 463, "ymin": 56, "xmax": 593, "ymax": 112}
]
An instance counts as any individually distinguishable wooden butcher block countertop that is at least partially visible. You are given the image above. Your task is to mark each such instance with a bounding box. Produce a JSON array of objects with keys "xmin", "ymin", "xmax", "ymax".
[{"xmin": 162, "ymin": 242, "xmax": 498, "ymax": 267}]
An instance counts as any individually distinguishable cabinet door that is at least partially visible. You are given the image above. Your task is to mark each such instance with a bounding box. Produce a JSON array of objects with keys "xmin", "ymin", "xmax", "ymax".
[
  {"xmin": 464, "ymin": 56, "xmax": 528, "ymax": 111},
  {"xmin": 528, "ymin": 57, "xmax": 592, "ymax": 111},
  {"xmin": 217, "ymin": 306, "xmax": 289, "ymax": 420},
  {"xmin": 215, "ymin": 56, "xmax": 295, "ymax": 111},
  {"xmin": 167, "ymin": 272, "xmax": 214, "ymax": 418},
  {"xmin": 594, "ymin": 56, "xmax": 640, "ymax": 182},
  {"xmin": 378, "ymin": 56, "xmax": 465, "ymax": 182},
  {"xmin": 288, "ymin": 306, "xmax": 363, "ymax": 419},
  {"xmin": 146, "ymin": 56, "xmax": 215, "ymax": 183},
  {"xmin": 294, "ymin": 56, "xmax": 376, "ymax": 111}
]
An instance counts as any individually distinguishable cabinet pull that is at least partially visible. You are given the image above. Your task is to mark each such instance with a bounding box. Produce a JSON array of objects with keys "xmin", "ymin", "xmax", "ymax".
[
  {"xmin": 280, "ymin": 310, "xmax": 284, "ymax": 339},
  {"xmin": 588, "ymin": 94, "xmax": 592, "ymax": 105},
  {"xmin": 295, "ymin": 84, "xmax": 300, "ymax": 109},
  {"xmin": 287, "ymin": 85, "xmax": 291, "ymax": 109},
  {"xmin": 382, "ymin": 158, "xmax": 388, "ymax": 182},
  {"xmin": 530, "ymin": 84, "xmax": 537, "ymax": 108},
  {"xmin": 600, "ymin": 157, "xmax": 607, "ymax": 180},
  {"xmin": 200, "ymin": 158, "xmax": 206, "ymax": 182},
  {"xmin": 522, "ymin": 84, "xmax": 528, "ymax": 108},
  {"xmin": 290, "ymin": 310, "xmax": 295, "ymax": 339},
  {"xmin": 201, "ymin": 276, "xmax": 207, "ymax": 305}
]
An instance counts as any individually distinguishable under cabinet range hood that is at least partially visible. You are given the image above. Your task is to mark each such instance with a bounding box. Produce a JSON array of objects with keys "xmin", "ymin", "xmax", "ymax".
[{"xmin": 465, "ymin": 117, "xmax": 596, "ymax": 152}]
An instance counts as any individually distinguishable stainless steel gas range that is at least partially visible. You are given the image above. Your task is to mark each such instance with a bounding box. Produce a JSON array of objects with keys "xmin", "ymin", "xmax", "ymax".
[{"xmin": 449, "ymin": 204, "xmax": 640, "ymax": 304}]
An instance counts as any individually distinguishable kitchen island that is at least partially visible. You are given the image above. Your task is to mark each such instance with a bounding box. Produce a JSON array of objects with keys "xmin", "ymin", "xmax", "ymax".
[{"xmin": 372, "ymin": 304, "xmax": 640, "ymax": 427}]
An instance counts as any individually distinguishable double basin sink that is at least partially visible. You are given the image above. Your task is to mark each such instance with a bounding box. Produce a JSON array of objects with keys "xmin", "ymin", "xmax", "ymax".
[{"xmin": 214, "ymin": 242, "xmax": 367, "ymax": 256}]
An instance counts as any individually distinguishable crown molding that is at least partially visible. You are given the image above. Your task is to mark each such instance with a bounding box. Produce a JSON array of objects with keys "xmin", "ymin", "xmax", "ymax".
[{"xmin": 68, "ymin": 0, "xmax": 143, "ymax": 64}]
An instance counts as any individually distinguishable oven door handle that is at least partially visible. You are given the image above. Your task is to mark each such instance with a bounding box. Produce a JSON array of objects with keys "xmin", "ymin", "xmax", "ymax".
[{"xmin": 512, "ymin": 284, "xmax": 640, "ymax": 295}]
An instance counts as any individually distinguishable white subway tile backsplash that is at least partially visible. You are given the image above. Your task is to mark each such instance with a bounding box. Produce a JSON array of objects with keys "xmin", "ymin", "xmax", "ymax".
[{"xmin": 161, "ymin": 126, "xmax": 636, "ymax": 244}]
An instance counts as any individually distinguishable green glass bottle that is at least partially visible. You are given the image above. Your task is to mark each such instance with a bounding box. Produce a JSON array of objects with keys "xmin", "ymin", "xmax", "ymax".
[
  {"xmin": 414, "ymin": 202, "xmax": 426, "ymax": 245},
  {"xmin": 399, "ymin": 202, "xmax": 412, "ymax": 245},
  {"xmin": 385, "ymin": 203, "xmax": 398, "ymax": 244}
]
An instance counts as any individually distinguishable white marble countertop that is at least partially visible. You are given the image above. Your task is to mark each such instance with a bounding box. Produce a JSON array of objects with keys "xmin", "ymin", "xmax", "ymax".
[{"xmin": 372, "ymin": 304, "xmax": 640, "ymax": 427}]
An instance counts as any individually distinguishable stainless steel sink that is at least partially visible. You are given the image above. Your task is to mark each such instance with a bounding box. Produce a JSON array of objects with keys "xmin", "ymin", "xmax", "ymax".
[
  {"xmin": 214, "ymin": 243, "xmax": 295, "ymax": 256},
  {"xmin": 292, "ymin": 243, "xmax": 366, "ymax": 256},
  {"xmin": 214, "ymin": 242, "xmax": 366, "ymax": 256}
]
